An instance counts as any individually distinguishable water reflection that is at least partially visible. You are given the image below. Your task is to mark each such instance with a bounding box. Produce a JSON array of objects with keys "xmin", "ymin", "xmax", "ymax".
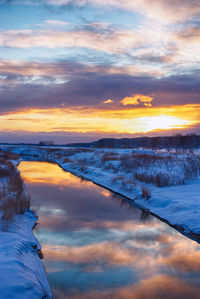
[{"xmin": 18, "ymin": 161, "xmax": 200, "ymax": 299}]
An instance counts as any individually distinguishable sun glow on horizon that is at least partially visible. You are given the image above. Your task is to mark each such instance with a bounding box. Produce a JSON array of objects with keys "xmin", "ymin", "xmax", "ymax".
[
  {"xmin": 137, "ymin": 115, "xmax": 191, "ymax": 132},
  {"xmin": 0, "ymin": 105, "xmax": 198, "ymax": 136}
]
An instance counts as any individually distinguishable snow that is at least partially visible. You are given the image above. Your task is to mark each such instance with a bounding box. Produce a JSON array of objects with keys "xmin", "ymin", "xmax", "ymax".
[
  {"xmin": 0, "ymin": 150, "xmax": 52, "ymax": 298},
  {"xmin": 1, "ymin": 145, "xmax": 200, "ymax": 238},
  {"xmin": 0, "ymin": 212, "xmax": 52, "ymax": 298},
  {"xmin": 143, "ymin": 179, "xmax": 200, "ymax": 234},
  {"xmin": 60, "ymin": 153, "xmax": 200, "ymax": 237}
]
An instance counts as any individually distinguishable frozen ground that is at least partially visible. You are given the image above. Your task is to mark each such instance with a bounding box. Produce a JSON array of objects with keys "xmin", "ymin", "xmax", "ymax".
[
  {"xmin": 2, "ymin": 145, "xmax": 200, "ymax": 238},
  {"xmin": 0, "ymin": 149, "xmax": 52, "ymax": 298},
  {"xmin": 0, "ymin": 213, "xmax": 52, "ymax": 298}
]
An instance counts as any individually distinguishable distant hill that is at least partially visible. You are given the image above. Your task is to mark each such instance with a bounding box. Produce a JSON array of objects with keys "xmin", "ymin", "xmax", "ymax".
[
  {"xmin": 66, "ymin": 134, "xmax": 200, "ymax": 149},
  {"xmin": 1, "ymin": 134, "xmax": 199, "ymax": 150}
]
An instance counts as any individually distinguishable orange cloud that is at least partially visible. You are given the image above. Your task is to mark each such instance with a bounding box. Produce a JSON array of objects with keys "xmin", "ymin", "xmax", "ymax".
[
  {"xmin": 63, "ymin": 274, "xmax": 200, "ymax": 299},
  {"xmin": 103, "ymin": 99, "xmax": 114, "ymax": 104},
  {"xmin": 121, "ymin": 94, "xmax": 153, "ymax": 106},
  {"xmin": 166, "ymin": 251, "xmax": 200, "ymax": 272},
  {"xmin": 43, "ymin": 242, "xmax": 138, "ymax": 266}
]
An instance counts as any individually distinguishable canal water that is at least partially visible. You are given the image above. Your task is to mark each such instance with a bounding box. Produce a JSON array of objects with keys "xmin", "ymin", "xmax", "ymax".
[{"xmin": 18, "ymin": 161, "xmax": 200, "ymax": 299}]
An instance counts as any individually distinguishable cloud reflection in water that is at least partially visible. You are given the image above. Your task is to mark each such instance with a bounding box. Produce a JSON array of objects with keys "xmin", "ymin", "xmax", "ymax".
[{"xmin": 18, "ymin": 161, "xmax": 200, "ymax": 298}]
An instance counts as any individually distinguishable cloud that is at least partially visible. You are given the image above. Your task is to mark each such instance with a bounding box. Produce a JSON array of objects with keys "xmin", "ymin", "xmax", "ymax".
[
  {"xmin": 59, "ymin": 274, "xmax": 200, "ymax": 299},
  {"xmin": 44, "ymin": 0, "xmax": 200, "ymax": 24},
  {"xmin": 1, "ymin": 22, "xmax": 199, "ymax": 77},
  {"xmin": 121, "ymin": 94, "xmax": 153, "ymax": 106},
  {"xmin": 44, "ymin": 19, "xmax": 70, "ymax": 27},
  {"xmin": 0, "ymin": 60, "xmax": 165, "ymax": 83},
  {"xmin": 0, "ymin": 28, "xmax": 142, "ymax": 54},
  {"xmin": 44, "ymin": 242, "xmax": 138, "ymax": 266},
  {"xmin": 103, "ymin": 99, "xmax": 114, "ymax": 104},
  {"xmin": 0, "ymin": 6, "xmax": 200, "ymax": 78},
  {"xmin": 115, "ymin": 275, "xmax": 200, "ymax": 299},
  {"xmin": 3, "ymin": 0, "xmax": 200, "ymax": 24},
  {"xmin": 176, "ymin": 26, "xmax": 200, "ymax": 43},
  {"xmin": 0, "ymin": 68, "xmax": 200, "ymax": 115},
  {"xmin": 166, "ymin": 251, "xmax": 200, "ymax": 272}
]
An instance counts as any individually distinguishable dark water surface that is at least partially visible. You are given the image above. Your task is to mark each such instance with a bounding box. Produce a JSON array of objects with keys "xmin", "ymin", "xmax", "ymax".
[{"xmin": 18, "ymin": 161, "xmax": 200, "ymax": 299}]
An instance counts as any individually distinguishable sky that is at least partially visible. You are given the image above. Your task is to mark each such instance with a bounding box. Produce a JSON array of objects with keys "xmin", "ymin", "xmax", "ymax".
[{"xmin": 0, "ymin": 0, "xmax": 200, "ymax": 144}]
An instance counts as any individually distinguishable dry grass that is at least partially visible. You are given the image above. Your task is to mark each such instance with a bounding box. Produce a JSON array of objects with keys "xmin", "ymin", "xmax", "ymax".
[
  {"xmin": 63, "ymin": 157, "xmax": 71, "ymax": 163},
  {"xmin": 111, "ymin": 175, "xmax": 137, "ymax": 192},
  {"xmin": 0, "ymin": 150, "xmax": 19, "ymax": 161},
  {"xmin": 0, "ymin": 149, "xmax": 31, "ymax": 221},
  {"xmin": 112, "ymin": 175, "xmax": 125, "ymax": 184},
  {"xmin": 7, "ymin": 173, "xmax": 23, "ymax": 195},
  {"xmin": 141, "ymin": 186, "xmax": 151, "ymax": 200},
  {"xmin": 1, "ymin": 194, "xmax": 30, "ymax": 221},
  {"xmin": 0, "ymin": 165, "xmax": 11, "ymax": 178},
  {"xmin": 64, "ymin": 148, "xmax": 93, "ymax": 157},
  {"xmin": 120, "ymin": 152, "xmax": 200, "ymax": 187},
  {"xmin": 77, "ymin": 159, "xmax": 88, "ymax": 172},
  {"xmin": 120, "ymin": 153, "xmax": 174, "ymax": 172},
  {"xmin": 101, "ymin": 151, "xmax": 118, "ymax": 163}
]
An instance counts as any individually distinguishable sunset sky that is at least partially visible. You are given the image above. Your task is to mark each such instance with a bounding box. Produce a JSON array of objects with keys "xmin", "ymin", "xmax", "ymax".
[{"xmin": 0, "ymin": 0, "xmax": 200, "ymax": 143}]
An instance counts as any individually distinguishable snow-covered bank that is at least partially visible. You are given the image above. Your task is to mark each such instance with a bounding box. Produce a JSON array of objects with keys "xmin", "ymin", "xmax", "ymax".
[
  {"xmin": 0, "ymin": 149, "xmax": 52, "ymax": 298},
  {"xmin": 2, "ymin": 145, "xmax": 200, "ymax": 238},
  {"xmin": 0, "ymin": 212, "xmax": 52, "ymax": 298},
  {"xmin": 59, "ymin": 151, "xmax": 200, "ymax": 237}
]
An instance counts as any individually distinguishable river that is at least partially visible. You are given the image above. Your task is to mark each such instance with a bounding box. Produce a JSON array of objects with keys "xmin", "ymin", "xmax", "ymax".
[{"xmin": 18, "ymin": 161, "xmax": 200, "ymax": 299}]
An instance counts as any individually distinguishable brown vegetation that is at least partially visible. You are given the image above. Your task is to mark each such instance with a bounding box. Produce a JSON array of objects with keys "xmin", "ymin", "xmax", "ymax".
[
  {"xmin": 101, "ymin": 151, "xmax": 118, "ymax": 163},
  {"xmin": 120, "ymin": 152, "xmax": 200, "ymax": 187},
  {"xmin": 141, "ymin": 186, "xmax": 151, "ymax": 200},
  {"xmin": 0, "ymin": 149, "xmax": 30, "ymax": 222}
]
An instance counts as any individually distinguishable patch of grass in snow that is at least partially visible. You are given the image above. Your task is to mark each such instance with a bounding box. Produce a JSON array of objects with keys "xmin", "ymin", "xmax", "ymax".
[
  {"xmin": 63, "ymin": 148, "xmax": 94, "ymax": 157},
  {"xmin": 112, "ymin": 175, "xmax": 125, "ymax": 184},
  {"xmin": 112, "ymin": 175, "xmax": 137, "ymax": 192},
  {"xmin": 78, "ymin": 159, "xmax": 88, "ymax": 172},
  {"xmin": 120, "ymin": 152, "xmax": 200, "ymax": 187},
  {"xmin": 141, "ymin": 185, "xmax": 151, "ymax": 200},
  {"xmin": 63, "ymin": 157, "xmax": 71, "ymax": 163},
  {"xmin": 0, "ymin": 150, "xmax": 31, "ymax": 222},
  {"xmin": 0, "ymin": 164, "xmax": 12, "ymax": 178},
  {"xmin": 101, "ymin": 151, "xmax": 118, "ymax": 163},
  {"xmin": 0, "ymin": 149, "xmax": 19, "ymax": 161},
  {"xmin": 1, "ymin": 193, "xmax": 31, "ymax": 221}
]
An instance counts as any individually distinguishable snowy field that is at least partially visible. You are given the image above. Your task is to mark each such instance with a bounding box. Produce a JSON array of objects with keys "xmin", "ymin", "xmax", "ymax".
[
  {"xmin": 0, "ymin": 149, "xmax": 52, "ymax": 298},
  {"xmin": 1, "ymin": 145, "xmax": 200, "ymax": 239}
]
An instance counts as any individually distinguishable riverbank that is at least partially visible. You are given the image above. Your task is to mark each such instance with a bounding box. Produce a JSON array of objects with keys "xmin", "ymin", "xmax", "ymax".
[
  {"xmin": 1, "ymin": 145, "xmax": 200, "ymax": 238},
  {"xmin": 59, "ymin": 150, "xmax": 200, "ymax": 239},
  {"xmin": 0, "ymin": 149, "xmax": 52, "ymax": 298}
]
